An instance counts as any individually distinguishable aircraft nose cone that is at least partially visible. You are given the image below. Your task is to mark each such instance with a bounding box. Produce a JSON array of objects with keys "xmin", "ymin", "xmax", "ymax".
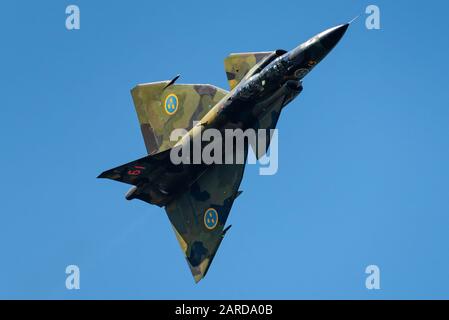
[
  {"xmin": 318, "ymin": 23, "xmax": 349, "ymax": 51},
  {"xmin": 288, "ymin": 23, "xmax": 349, "ymax": 65}
]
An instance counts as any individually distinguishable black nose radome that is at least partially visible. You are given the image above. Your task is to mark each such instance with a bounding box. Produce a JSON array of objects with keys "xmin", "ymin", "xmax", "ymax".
[
  {"xmin": 318, "ymin": 23, "xmax": 349, "ymax": 50},
  {"xmin": 288, "ymin": 23, "xmax": 349, "ymax": 63}
]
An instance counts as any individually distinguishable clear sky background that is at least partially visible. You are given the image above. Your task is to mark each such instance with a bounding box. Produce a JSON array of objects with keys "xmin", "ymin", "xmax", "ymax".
[{"xmin": 1, "ymin": 0, "xmax": 449, "ymax": 299}]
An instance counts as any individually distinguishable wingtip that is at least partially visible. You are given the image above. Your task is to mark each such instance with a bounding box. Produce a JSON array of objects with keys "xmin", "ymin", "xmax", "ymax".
[
  {"xmin": 187, "ymin": 257, "xmax": 210, "ymax": 284},
  {"xmin": 193, "ymin": 275, "xmax": 203, "ymax": 284}
]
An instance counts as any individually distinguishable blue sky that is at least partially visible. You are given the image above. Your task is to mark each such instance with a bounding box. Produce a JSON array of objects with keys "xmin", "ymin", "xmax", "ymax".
[{"xmin": 1, "ymin": 0, "xmax": 449, "ymax": 299}]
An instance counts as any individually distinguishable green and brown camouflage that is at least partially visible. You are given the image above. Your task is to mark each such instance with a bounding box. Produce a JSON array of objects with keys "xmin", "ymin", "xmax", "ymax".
[
  {"xmin": 166, "ymin": 161, "xmax": 246, "ymax": 282},
  {"xmin": 224, "ymin": 52, "xmax": 273, "ymax": 90},
  {"xmin": 131, "ymin": 82, "xmax": 228, "ymax": 155},
  {"xmin": 98, "ymin": 23, "xmax": 349, "ymax": 282}
]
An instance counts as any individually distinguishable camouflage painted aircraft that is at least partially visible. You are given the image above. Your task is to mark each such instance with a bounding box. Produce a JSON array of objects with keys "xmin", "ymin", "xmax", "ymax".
[{"xmin": 98, "ymin": 23, "xmax": 349, "ymax": 282}]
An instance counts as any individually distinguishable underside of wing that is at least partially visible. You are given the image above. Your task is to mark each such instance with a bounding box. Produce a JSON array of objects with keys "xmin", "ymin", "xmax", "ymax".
[{"xmin": 165, "ymin": 161, "xmax": 246, "ymax": 283}]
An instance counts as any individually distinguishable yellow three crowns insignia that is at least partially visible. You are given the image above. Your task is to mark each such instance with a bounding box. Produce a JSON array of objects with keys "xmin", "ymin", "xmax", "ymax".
[{"xmin": 164, "ymin": 94, "xmax": 178, "ymax": 115}]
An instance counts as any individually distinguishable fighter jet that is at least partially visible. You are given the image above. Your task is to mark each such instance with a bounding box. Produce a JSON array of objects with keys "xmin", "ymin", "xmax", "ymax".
[{"xmin": 98, "ymin": 23, "xmax": 350, "ymax": 282}]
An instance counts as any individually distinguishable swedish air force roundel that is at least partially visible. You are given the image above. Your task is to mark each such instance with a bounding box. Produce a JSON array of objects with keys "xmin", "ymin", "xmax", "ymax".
[
  {"xmin": 204, "ymin": 208, "xmax": 218, "ymax": 230},
  {"xmin": 164, "ymin": 94, "xmax": 178, "ymax": 115}
]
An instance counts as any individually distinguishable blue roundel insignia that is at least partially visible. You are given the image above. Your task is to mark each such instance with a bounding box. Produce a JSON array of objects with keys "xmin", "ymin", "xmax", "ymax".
[
  {"xmin": 164, "ymin": 94, "xmax": 178, "ymax": 115},
  {"xmin": 204, "ymin": 208, "xmax": 218, "ymax": 230}
]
